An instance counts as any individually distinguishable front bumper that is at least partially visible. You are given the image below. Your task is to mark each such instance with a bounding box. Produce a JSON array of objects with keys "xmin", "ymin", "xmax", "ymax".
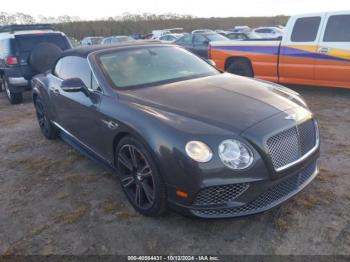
[{"xmin": 169, "ymin": 156, "xmax": 318, "ymax": 219}]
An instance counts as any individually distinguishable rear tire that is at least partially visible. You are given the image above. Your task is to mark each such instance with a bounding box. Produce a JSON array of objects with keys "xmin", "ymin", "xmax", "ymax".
[
  {"xmin": 115, "ymin": 136, "xmax": 167, "ymax": 217},
  {"xmin": 3, "ymin": 76, "xmax": 23, "ymax": 104},
  {"xmin": 226, "ymin": 59, "xmax": 254, "ymax": 77},
  {"xmin": 34, "ymin": 97, "xmax": 58, "ymax": 140}
]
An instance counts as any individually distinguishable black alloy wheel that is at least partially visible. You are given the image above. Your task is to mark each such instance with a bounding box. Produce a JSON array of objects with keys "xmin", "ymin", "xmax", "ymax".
[
  {"xmin": 116, "ymin": 136, "xmax": 167, "ymax": 216},
  {"xmin": 34, "ymin": 97, "xmax": 58, "ymax": 139}
]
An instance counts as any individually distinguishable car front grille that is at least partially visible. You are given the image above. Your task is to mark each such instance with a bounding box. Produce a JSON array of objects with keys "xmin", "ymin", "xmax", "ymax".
[
  {"xmin": 266, "ymin": 119, "xmax": 318, "ymax": 171},
  {"xmin": 191, "ymin": 160, "xmax": 317, "ymax": 218},
  {"xmin": 193, "ymin": 183, "xmax": 250, "ymax": 206}
]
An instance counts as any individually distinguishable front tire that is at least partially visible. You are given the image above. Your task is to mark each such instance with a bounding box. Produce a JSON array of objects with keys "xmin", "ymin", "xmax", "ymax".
[
  {"xmin": 226, "ymin": 59, "xmax": 254, "ymax": 77},
  {"xmin": 3, "ymin": 76, "xmax": 23, "ymax": 104},
  {"xmin": 34, "ymin": 97, "xmax": 58, "ymax": 140},
  {"xmin": 116, "ymin": 136, "xmax": 167, "ymax": 216}
]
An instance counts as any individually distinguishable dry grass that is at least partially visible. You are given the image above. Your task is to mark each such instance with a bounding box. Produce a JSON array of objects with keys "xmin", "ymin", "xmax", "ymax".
[
  {"xmin": 101, "ymin": 200, "xmax": 121, "ymax": 214},
  {"xmin": 100, "ymin": 200, "xmax": 137, "ymax": 220},
  {"xmin": 66, "ymin": 148, "xmax": 85, "ymax": 163},
  {"xmin": 5, "ymin": 144, "xmax": 24, "ymax": 154},
  {"xmin": 293, "ymin": 189, "xmax": 335, "ymax": 209},
  {"xmin": 30, "ymin": 223, "xmax": 50, "ymax": 236},
  {"xmin": 52, "ymin": 207, "xmax": 88, "ymax": 224},
  {"xmin": 55, "ymin": 191, "xmax": 70, "ymax": 200}
]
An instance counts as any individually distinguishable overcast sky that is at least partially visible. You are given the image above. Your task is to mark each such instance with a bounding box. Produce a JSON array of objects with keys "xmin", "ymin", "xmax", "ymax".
[{"xmin": 2, "ymin": 0, "xmax": 350, "ymax": 19}]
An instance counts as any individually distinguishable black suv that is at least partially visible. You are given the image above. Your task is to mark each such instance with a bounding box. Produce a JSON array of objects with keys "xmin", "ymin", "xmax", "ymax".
[{"xmin": 0, "ymin": 24, "xmax": 71, "ymax": 104}]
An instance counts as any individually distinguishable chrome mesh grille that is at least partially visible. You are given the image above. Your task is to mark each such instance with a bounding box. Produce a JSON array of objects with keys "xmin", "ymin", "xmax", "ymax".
[
  {"xmin": 193, "ymin": 183, "xmax": 250, "ymax": 206},
  {"xmin": 266, "ymin": 120, "xmax": 317, "ymax": 170},
  {"xmin": 191, "ymin": 161, "xmax": 317, "ymax": 218}
]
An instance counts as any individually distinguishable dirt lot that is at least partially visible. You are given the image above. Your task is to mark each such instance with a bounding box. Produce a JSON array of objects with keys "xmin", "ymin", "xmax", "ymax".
[{"xmin": 0, "ymin": 86, "xmax": 349, "ymax": 255}]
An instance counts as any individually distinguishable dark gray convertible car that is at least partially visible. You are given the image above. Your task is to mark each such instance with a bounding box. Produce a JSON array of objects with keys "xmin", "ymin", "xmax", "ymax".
[{"xmin": 32, "ymin": 42, "xmax": 320, "ymax": 218}]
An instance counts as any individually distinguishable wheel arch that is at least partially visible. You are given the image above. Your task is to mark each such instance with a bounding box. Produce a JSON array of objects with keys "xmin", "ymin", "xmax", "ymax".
[
  {"xmin": 224, "ymin": 56, "xmax": 254, "ymax": 76},
  {"xmin": 111, "ymin": 127, "xmax": 161, "ymax": 169}
]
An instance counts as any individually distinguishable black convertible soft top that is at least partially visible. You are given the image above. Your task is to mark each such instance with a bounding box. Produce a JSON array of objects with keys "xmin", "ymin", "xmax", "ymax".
[{"xmin": 60, "ymin": 40, "xmax": 162, "ymax": 58}]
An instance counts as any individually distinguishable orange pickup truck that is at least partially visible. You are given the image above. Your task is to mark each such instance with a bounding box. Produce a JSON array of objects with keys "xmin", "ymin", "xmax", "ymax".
[{"xmin": 209, "ymin": 11, "xmax": 350, "ymax": 89}]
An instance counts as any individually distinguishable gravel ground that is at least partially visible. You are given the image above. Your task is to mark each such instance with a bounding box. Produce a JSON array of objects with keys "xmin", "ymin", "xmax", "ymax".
[{"xmin": 0, "ymin": 86, "xmax": 349, "ymax": 255}]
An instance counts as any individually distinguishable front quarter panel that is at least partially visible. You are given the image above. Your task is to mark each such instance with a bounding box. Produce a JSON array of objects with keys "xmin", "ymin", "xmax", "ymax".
[{"xmin": 32, "ymin": 74, "xmax": 56, "ymax": 119}]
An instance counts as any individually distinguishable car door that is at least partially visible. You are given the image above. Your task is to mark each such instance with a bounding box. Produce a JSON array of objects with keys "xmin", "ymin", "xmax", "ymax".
[
  {"xmin": 279, "ymin": 15, "xmax": 324, "ymax": 85},
  {"xmin": 192, "ymin": 34, "xmax": 209, "ymax": 58},
  {"xmin": 314, "ymin": 12, "xmax": 350, "ymax": 88},
  {"xmin": 50, "ymin": 56, "xmax": 104, "ymax": 153}
]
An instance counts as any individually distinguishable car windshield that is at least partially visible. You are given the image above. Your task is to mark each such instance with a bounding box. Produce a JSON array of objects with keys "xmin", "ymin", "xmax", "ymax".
[
  {"xmin": 98, "ymin": 46, "xmax": 220, "ymax": 89},
  {"xmin": 205, "ymin": 34, "xmax": 228, "ymax": 41}
]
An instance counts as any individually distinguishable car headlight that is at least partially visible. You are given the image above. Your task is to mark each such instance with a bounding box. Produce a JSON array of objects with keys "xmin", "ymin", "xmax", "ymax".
[
  {"xmin": 218, "ymin": 139, "xmax": 253, "ymax": 170},
  {"xmin": 185, "ymin": 141, "xmax": 213, "ymax": 163}
]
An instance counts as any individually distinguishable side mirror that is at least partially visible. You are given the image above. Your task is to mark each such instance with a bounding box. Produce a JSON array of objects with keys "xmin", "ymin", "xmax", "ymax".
[
  {"xmin": 206, "ymin": 59, "xmax": 216, "ymax": 67},
  {"xmin": 61, "ymin": 78, "xmax": 89, "ymax": 95}
]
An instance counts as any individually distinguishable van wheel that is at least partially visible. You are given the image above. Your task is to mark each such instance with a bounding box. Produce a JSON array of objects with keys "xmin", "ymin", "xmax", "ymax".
[
  {"xmin": 227, "ymin": 59, "xmax": 254, "ymax": 77},
  {"xmin": 3, "ymin": 76, "xmax": 23, "ymax": 104}
]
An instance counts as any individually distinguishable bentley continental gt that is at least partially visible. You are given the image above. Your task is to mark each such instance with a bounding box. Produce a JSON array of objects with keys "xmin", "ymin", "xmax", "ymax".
[{"xmin": 32, "ymin": 41, "xmax": 320, "ymax": 218}]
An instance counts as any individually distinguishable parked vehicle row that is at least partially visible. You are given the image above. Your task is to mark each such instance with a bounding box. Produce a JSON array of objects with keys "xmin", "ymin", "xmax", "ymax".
[{"xmin": 209, "ymin": 11, "xmax": 350, "ymax": 89}]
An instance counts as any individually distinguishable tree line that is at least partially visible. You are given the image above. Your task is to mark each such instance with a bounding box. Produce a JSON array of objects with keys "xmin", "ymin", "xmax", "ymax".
[{"xmin": 0, "ymin": 12, "xmax": 289, "ymax": 40}]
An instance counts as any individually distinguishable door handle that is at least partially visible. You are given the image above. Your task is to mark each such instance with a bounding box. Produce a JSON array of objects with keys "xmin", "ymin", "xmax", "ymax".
[
  {"xmin": 318, "ymin": 47, "xmax": 329, "ymax": 54},
  {"xmin": 50, "ymin": 87, "xmax": 60, "ymax": 95}
]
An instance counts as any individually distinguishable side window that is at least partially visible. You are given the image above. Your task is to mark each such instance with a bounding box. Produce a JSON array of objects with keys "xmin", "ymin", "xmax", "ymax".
[
  {"xmin": 193, "ymin": 35, "xmax": 207, "ymax": 45},
  {"xmin": 228, "ymin": 34, "xmax": 238, "ymax": 40},
  {"xmin": 291, "ymin": 16, "xmax": 321, "ymax": 42},
  {"xmin": 57, "ymin": 56, "xmax": 100, "ymax": 91},
  {"xmin": 180, "ymin": 35, "xmax": 193, "ymax": 45},
  {"xmin": 323, "ymin": 15, "xmax": 350, "ymax": 42}
]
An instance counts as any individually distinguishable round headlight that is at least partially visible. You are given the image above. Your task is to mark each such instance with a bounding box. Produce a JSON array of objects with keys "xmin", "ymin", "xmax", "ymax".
[
  {"xmin": 218, "ymin": 139, "xmax": 253, "ymax": 170},
  {"xmin": 185, "ymin": 141, "xmax": 213, "ymax": 163}
]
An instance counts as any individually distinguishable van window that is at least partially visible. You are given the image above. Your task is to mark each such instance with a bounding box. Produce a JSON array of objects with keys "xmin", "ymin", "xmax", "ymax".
[
  {"xmin": 323, "ymin": 15, "xmax": 350, "ymax": 42},
  {"xmin": 15, "ymin": 34, "xmax": 69, "ymax": 51},
  {"xmin": 291, "ymin": 17, "xmax": 321, "ymax": 42}
]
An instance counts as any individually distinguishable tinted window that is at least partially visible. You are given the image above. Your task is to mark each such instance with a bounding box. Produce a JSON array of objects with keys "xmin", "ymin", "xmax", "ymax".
[
  {"xmin": 227, "ymin": 33, "xmax": 238, "ymax": 40},
  {"xmin": 177, "ymin": 35, "xmax": 192, "ymax": 45},
  {"xmin": 193, "ymin": 35, "xmax": 207, "ymax": 45},
  {"xmin": 291, "ymin": 17, "xmax": 321, "ymax": 42},
  {"xmin": 98, "ymin": 46, "xmax": 219, "ymax": 89},
  {"xmin": 15, "ymin": 34, "xmax": 69, "ymax": 51},
  {"xmin": 323, "ymin": 15, "xmax": 350, "ymax": 42},
  {"xmin": 56, "ymin": 56, "xmax": 98, "ymax": 90}
]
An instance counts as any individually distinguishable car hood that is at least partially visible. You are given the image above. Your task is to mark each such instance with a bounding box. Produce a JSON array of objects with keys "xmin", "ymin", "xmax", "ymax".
[{"xmin": 120, "ymin": 73, "xmax": 301, "ymax": 133}]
